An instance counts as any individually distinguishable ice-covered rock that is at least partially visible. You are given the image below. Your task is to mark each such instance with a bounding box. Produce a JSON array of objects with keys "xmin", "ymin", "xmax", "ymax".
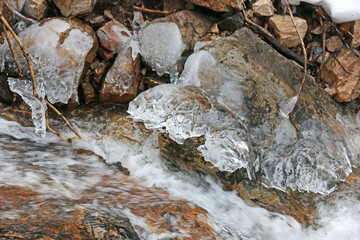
[
  {"xmin": 137, "ymin": 22, "xmax": 185, "ymax": 81},
  {"xmin": 287, "ymin": 0, "xmax": 360, "ymax": 23},
  {"xmin": 1, "ymin": 18, "xmax": 97, "ymax": 137},
  {"xmin": 96, "ymin": 20, "xmax": 132, "ymax": 52},
  {"xmin": 128, "ymin": 84, "xmax": 255, "ymax": 178}
]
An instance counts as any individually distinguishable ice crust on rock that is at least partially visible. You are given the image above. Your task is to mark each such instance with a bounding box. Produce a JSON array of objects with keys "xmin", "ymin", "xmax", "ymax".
[
  {"xmin": 128, "ymin": 84, "xmax": 254, "ymax": 178},
  {"xmin": 287, "ymin": 0, "xmax": 360, "ymax": 23},
  {"xmin": 129, "ymin": 48, "xmax": 360, "ymax": 194},
  {"xmin": 137, "ymin": 22, "xmax": 185, "ymax": 81},
  {"xmin": 1, "ymin": 18, "xmax": 95, "ymax": 137}
]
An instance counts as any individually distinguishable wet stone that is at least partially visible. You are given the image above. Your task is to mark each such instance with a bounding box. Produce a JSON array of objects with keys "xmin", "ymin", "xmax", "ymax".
[
  {"xmin": 0, "ymin": 73, "xmax": 12, "ymax": 104},
  {"xmin": 218, "ymin": 12, "xmax": 245, "ymax": 32},
  {"xmin": 96, "ymin": 20, "xmax": 132, "ymax": 52},
  {"xmin": 79, "ymin": 82, "xmax": 96, "ymax": 104}
]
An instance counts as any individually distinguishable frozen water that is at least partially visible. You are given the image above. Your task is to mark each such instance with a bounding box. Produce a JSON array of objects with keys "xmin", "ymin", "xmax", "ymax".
[
  {"xmin": 128, "ymin": 84, "xmax": 255, "ymax": 179},
  {"xmin": 8, "ymin": 78, "xmax": 47, "ymax": 138},
  {"xmin": 287, "ymin": 0, "xmax": 360, "ymax": 23},
  {"xmin": 1, "ymin": 18, "xmax": 94, "ymax": 137},
  {"xmin": 138, "ymin": 22, "xmax": 185, "ymax": 82}
]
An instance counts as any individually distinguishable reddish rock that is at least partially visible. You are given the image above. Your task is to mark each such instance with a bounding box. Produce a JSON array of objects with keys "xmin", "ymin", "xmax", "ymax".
[
  {"xmin": 52, "ymin": 0, "xmax": 96, "ymax": 17},
  {"xmin": 151, "ymin": 10, "xmax": 215, "ymax": 51},
  {"xmin": 321, "ymin": 46, "xmax": 360, "ymax": 102},
  {"xmin": 269, "ymin": 15, "xmax": 308, "ymax": 48},
  {"xmin": 99, "ymin": 46, "xmax": 141, "ymax": 103},
  {"xmin": 96, "ymin": 20, "xmax": 132, "ymax": 52},
  {"xmin": 93, "ymin": 60, "xmax": 110, "ymax": 85},
  {"xmin": 186, "ymin": 0, "xmax": 243, "ymax": 12},
  {"xmin": 98, "ymin": 46, "xmax": 116, "ymax": 61}
]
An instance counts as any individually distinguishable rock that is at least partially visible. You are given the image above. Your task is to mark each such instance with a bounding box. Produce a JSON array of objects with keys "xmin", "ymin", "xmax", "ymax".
[
  {"xmin": 151, "ymin": 10, "xmax": 215, "ymax": 52},
  {"xmin": 321, "ymin": 46, "xmax": 360, "ymax": 102},
  {"xmin": 79, "ymin": 82, "xmax": 96, "ymax": 104},
  {"xmin": 349, "ymin": 20, "xmax": 360, "ymax": 48},
  {"xmin": 1, "ymin": 17, "xmax": 98, "ymax": 105},
  {"xmin": 218, "ymin": 12, "xmax": 244, "ymax": 32},
  {"xmin": 0, "ymin": 0, "xmax": 20, "ymax": 24},
  {"xmin": 98, "ymin": 46, "xmax": 115, "ymax": 61},
  {"xmin": 253, "ymin": 0, "xmax": 275, "ymax": 16},
  {"xmin": 137, "ymin": 22, "xmax": 185, "ymax": 80},
  {"xmin": 96, "ymin": 20, "xmax": 132, "ymax": 52},
  {"xmin": 0, "ymin": 73, "xmax": 12, "ymax": 104},
  {"xmin": 186, "ymin": 0, "xmax": 243, "ymax": 12},
  {"xmin": 93, "ymin": 60, "xmax": 110, "ymax": 85},
  {"xmin": 130, "ymin": 28, "xmax": 358, "ymax": 225},
  {"xmin": 163, "ymin": 0, "xmax": 184, "ymax": 11},
  {"xmin": 268, "ymin": 15, "xmax": 308, "ymax": 48},
  {"xmin": 99, "ymin": 45, "xmax": 140, "ymax": 103},
  {"xmin": 52, "ymin": 0, "xmax": 96, "ymax": 17},
  {"xmin": 21, "ymin": 0, "xmax": 48, "ymax": 20},
  {"xmin": 326, "ymin": 35, "xmax": 343, "ymax": 52}
]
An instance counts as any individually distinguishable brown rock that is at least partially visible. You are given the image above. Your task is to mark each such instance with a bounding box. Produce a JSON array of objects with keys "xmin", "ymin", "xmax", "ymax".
[
  {"xmin": 253, "ymin": 0, "xmax": 275, "ymax": 17},
  {"xmin": 99, "ymin": 46, "xmax": 141, "ymax": 103},
  {"xmin": 151, "ymin": 10, "xmax": 215, "ymax": 51},
  {"xmin": 163, "ymin": 0, "xmax": 184, "ymax": 11},
  {"xmin": 52, "ymin": 0, "xmax": 96, "ymax": 17},
  {"xmin": 269, "ymin": 15, "xmax": 308, "ymax": 48},
  {"xmin": 349, "ymin": 20, "xmax": 360, "ymax": 48},
  {"xmin": 79, "ymin": 82, "xmax": 96, "ymax": 104},
  {"xmin": 21, "ymin": 0, "xmax": 48, "ymax": 20},
  {"xmin": 326, "ymin": 35, "xmax": 343, "ymax": 52},
  {"xmin": 0, "ymin": 72, "xmax": 12, "ymax": 104},
  {"xmin": 93, "ymin": 60, "xmax": 110, "ymax": 85},
  {"xmin": 321, "ymin": 46, "xmax": 360, "ymax": 102},
  {"xmin": 186, "ymin": 0, "xmax": 243, "ymax": 12},
  {"xmin": 98, "ymin": 46, "xmax": 115, "ymax": 61},
  {"xmin": 96, "ymin": 20, "xmax": 132, "ymax": 52}
]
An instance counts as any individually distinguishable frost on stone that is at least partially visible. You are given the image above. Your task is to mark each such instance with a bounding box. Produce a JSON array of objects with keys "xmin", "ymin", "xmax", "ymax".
[
  {"xmin": 286, "ymin": 0, "xmax": 360, "ymax": 23},
  {"xmin": 128, "ymin": 84, "xmax": 255, "ymax": 179},
  {"xmin": 8, "ymin": 78, "xmax": 47, "ymax": 138},
  {"xmin": 138, "ymin": 22, "xmax": 185, "ymax": 82},
  {"xmin": 0, "ymin": 18, "xmax": 94, "ymax": 137},
  {"xmin": 254, "ymin": 97, "xmax": 357, "ymax": 194}
]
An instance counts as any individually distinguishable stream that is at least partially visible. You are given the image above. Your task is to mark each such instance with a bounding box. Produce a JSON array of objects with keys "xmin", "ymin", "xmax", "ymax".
[{"xmin": 1, "ymin": 111, "xmax": 360, "ymax": 240}]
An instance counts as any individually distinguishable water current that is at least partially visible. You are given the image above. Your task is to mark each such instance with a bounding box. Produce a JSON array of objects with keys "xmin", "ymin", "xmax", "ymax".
[{"xmin": 0, "ymin": 115, "xmax": 360, "ymax": 240}]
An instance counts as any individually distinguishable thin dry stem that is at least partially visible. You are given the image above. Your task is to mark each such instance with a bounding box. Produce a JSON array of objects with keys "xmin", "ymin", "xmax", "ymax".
[
  {"xmin": 133, "ymin": 4, "xmax": 175, "ymax": 15},
  {"xmin": 284, "ymin": 0, "xmax": 308, "ymax": 132},
  {"xmin": 46, "ymin": 110, "xmax": 72, "ymax": 142},
  {"xmin": 91, "ymin": 133, "xmax": 141, "ymax": 144}
]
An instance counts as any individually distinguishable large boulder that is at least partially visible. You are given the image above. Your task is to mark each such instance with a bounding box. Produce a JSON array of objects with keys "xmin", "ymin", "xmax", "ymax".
[{"xmin": 129, "ymin": 28, "xmax": 359, "ymax": 225}]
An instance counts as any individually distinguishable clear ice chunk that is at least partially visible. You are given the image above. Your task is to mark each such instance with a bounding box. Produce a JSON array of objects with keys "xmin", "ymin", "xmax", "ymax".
[
  {"xmin": 137, "ymin": 22, "xmax": 185, "ymax": 81},
  {"xmin": 8, "ymin": 78, "xmax": 47, "ymax": 138}
]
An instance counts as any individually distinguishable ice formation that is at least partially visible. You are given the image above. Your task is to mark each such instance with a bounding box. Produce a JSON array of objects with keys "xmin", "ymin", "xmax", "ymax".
[
  {"xmin": 128, "ymin": 84, "xmax": 255, "ymax": 178},
  {"xmin": 129, "ymin": 49, "xmax": 360, "ymax": 194},
  {"xmin": 137, "ymin": 22, "xmax": 185, "ymax": 81},
  {"xmin": 287, "ymin": 0, "xmax": 360, "ymax": 23},
  {"xmin": 1, "ymin": 18, "xmax": 94, "ymax": 137},
  {"xmin": 7, "ymin": 78, "xmax": 47, "ymax": 138}
]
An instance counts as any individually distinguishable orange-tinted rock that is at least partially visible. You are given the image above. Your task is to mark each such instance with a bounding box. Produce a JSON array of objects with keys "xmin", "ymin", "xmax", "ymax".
[
  {"xmin": 269, "ymin": 15, "xmax": 308, "ymax": 48},
  {"xmin": 99, "ymin": 46, "xmax": 140, "ymax": 103},
  {"xmin": 186, "ymin": 0, "xmax": 243, "ymax": 12},
  {"xmin": 96, "ymin": 20, "xmax": 132, "ymax": 52},
  {"xmin": 321, "ymin": 46, "xmax": 360, "ymax": 102},
  {"xmin": 52, "ymin": 0, "xmax": 96, "ymax": 17},
  {"xmin": 349, "ymin": 20, "xmax": 360, "ymax": 48},
  {"xmin": 98, "ymin": 46, "xmax": 116, "ymax": 61},
  {"xmin": 151, "ymin": 10, "xmax": 215, "ymax": 51}
]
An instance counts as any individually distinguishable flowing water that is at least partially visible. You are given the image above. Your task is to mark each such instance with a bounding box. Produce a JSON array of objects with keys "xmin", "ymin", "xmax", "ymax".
[{"xmin": 0, "ymin": 113, "xmax": 360, "ymax": 240}]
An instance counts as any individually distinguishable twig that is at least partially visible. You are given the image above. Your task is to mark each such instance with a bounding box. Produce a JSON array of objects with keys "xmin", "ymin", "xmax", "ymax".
[
  {"xmin": 334, "ymin": 52, "xmax": 351, "ymax": 73},
  {"xmin": 320, "ymin": 17, "xmax": 326, "ymax": 69},
  {"xmin": 284, "ymin": 0, "xmax": 308, "ymax": 132},
  {"xmin": 46, "ymin": 110, "xmax": 73, "ymax": 142},
  {"xmin": 91, "ymin": 133, "xmax": 142, "ymax": 144},
  {"xmin": 0, "ymin": 8, "xmax": 82, "ymax": 141},
  {"xmin": 133, "ymin": 4, "xmax": 175, "ymax": 15}
]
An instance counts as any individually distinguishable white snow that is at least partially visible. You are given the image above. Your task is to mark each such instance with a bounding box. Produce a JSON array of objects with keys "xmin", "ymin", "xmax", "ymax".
[{"xmin": 287, "ymin": 0, "xmax": 360, "ymax": 23}]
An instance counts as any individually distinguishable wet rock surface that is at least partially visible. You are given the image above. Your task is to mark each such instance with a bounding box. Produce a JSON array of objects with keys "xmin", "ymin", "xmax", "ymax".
[{"xmin": 96, "ymin": 20, "xmax": 132, "ymax": 52}]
